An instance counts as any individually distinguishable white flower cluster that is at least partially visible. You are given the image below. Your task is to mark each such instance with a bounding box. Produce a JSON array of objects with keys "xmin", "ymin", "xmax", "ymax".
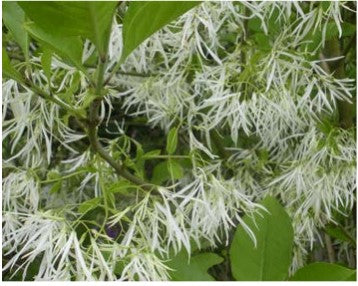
[
  {"xmin": 2, "ymin": 1, "xmax": 356, "ymax": 281},
  {"xmin": 107, "ymin": 0, "xmax": 355, "ymax": 273}
]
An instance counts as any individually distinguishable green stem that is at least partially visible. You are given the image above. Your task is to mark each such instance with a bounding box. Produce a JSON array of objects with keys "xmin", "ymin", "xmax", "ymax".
[{"xmin": 95, "ymin": 59, "xmax": 106, "ymax": 96}]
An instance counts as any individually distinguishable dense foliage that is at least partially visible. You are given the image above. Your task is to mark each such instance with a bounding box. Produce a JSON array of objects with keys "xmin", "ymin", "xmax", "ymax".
[{"xmin": 2, "ymin": 1, "xmax": 356, "ymax": 281}]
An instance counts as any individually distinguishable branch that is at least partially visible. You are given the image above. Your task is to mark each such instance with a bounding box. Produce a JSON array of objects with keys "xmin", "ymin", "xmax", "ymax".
[
  {"xmin": 86, "ymin": 58, "xmax": 155, "ymax": 191},
  {"xmin": 324, "ymin": 233, "xmax": 336, "ymax": 263},
  {"xmin": 87, "ymin": 101, "xmax": 154, "ymax": 191}
]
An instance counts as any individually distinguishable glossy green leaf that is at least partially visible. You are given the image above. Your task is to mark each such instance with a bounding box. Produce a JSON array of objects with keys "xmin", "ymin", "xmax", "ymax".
[
  {"xmin": 166, "ymin": 127, "xmax": 178, "ymax": 155},
  {"xmin": 2, "ymin": 48, "xmax": 24, "ymax": 83},
  {"xmin": 19, "ymin": 2, "xmax": 117, "ymax": 56},
  {"xmin": 230, "ymin": 196, "xmax": 294, "ymax": 281},
  {"xmin": 41, "ymin": 48, "xmax": 52, "ymax": 83},
  {"xmin": 121, "ymin": 1, "xmax": 200, "ymax": 62},
  {"xmin": 166, "ymin": 250, "xmax": 223, "ymax": 281},
  {"xmin": 3, "ymin": 2, "xmax": 29, "ymax": 60},
  {"xmin": 290, "ymin": 263, "xmax": 356, "ymax": 281},
  {"xmin": 78, "ymin": 197, "xmax": 102, "ymax": 214}
]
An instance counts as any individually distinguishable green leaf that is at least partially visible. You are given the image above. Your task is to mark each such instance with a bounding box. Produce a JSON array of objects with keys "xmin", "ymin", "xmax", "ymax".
[
  {"xmin": 166, "ymin": 127, "xmax": 178, "ymax": 155},
  {"xmin": 306, "ymin": 22, "xmax": 356, "ymax": 52},
  {"xmin": 253, "ymin": 33, "xmax": 271, "ymax": 51},
  {"xmin": 19, "ymin": 2, "xmax": 117, "ymax": 56},
  {"xmin": 248, "ymin": 17, "xmax": 262, "ymax": 33},
  {"xmin": 152, "ymin": 160, "xmax": 184, "ymax": 184},
  {"xmin": 3, "ymin": 2, "xmax": 29, "ymax": 60},
  {"xmin": 230, "ymin": 196, "xmax": 294, "ymax": 281},
  {"xmin": 25, "ymin": 22, "xmax": 84, "ymax": 71},
  {"xmin": 108, "ymin": 180, "xmax": 137, "ymax": 196},
  {"xmin": 49, "ymin": 181, "xmax": 62, "ymax": 194},
  {"xmin": 151, "ymin": 161, "xmax": 170, "ymax": 185},
  {"xmin": 41, "ymin": 48, "xmax": 52, "ymax": 83},
  {"xmin": 167, "ymin": 159, "xmax": 184, "ymax": 180},
  {"xmin": 325, "ymin": 223, "xmax": 356, "ymax": 245},
  {"xmin": 78, "ymin": 197, "xmax": 102, "ymax": 214},
  {"xmin": 46, "ymin": 170, "xmax": 61, "ymax": 181},
  {"xmin": 134, "ymin": 142, "xmax": 145, "ymax": 178},
  {"xmin": 2, "ymin": 48, "xmax": 24, "ymax": 83},
  {"xmin": 142, "ymin": 149, "xmax": 162, "ymax": 159},
  {"xmin": 290, "ymin": 263, "xmax": 356, "ymax": 281},
  {"xmin": 166, "ymin": 250, "xmax": 223, "ymax": 281},
  {"xmin": 121, "ymin": 1, "xmax": 200, "ymax": 62}
]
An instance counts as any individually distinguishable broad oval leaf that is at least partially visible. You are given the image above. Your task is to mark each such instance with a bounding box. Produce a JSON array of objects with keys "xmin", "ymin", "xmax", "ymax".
[
  {"xmin": 3, "ymin": 2, "xmax": 29, "ymax": 60},
  {"xmin": 230, "ymin": 196, "xmax": 294, "ymax": 281},
  {"xmin": 19, "ymin": 2, "xmax": 117, "ymax": 56},
  {"xmin": 290, "ymin": 262, "xmax": 356, "ymax": 281},
  {"xmin": 121, "ymin": 1, "xmax": 201, "ymax": 62}
]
